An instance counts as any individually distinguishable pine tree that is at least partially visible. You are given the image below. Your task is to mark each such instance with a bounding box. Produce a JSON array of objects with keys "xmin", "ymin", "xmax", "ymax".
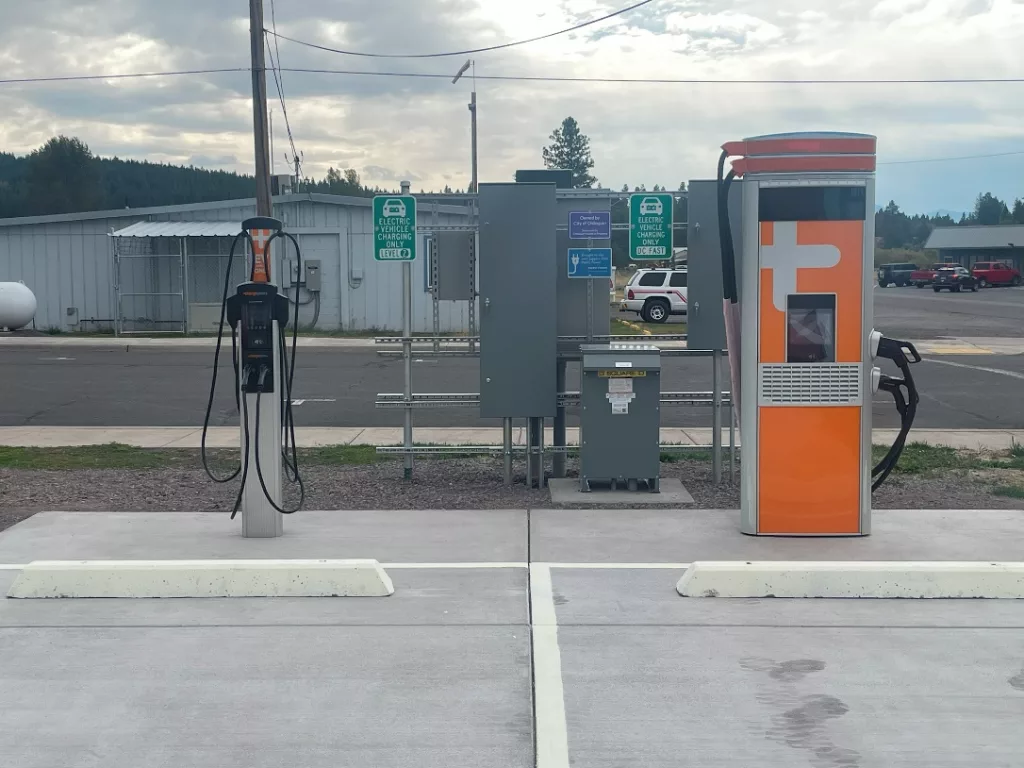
[{"xmin": 541, "ymin": 117, "xmax": 597, "ymax": 188}]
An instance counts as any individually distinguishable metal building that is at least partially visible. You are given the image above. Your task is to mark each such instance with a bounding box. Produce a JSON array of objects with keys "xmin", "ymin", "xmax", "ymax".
[
  {"xmin": 0, "ymin": 193, "xmax": 473, "ymax": 333},
  {"xmin": 925, "ymin": 225, "xmax": 1024, "ymax": 271}
]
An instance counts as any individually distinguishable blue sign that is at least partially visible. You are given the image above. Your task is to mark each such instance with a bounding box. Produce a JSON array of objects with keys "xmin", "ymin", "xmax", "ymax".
[
  {"xmin": 568, "ymin": 248, "xmax": 613, "ymax": 279},
  {"xmin": 569, "ymin": 211, "xmax": 612, "ymax": 240}
]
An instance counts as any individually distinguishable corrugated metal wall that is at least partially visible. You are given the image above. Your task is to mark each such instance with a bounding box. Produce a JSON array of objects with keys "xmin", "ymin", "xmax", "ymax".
[
  {"xmin": 0, "ymin": 215, "xmax": 137, "ymax": 331},
  {"xmin": 0, "ymin": 196, "xmax": 477, "ymax": 333}
]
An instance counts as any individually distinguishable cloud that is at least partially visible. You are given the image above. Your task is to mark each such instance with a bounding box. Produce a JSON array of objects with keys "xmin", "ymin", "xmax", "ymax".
[
  {"xmin": 187, "ymin": 154, "xmax": 239, "ymax": 167},
  {"xmin": 0, "ymin": 0, "xmax": 1023, "ymax": 212},
  {"xmin": 362, "ymin": 165, "xmax": 424, "ymax": 183}
]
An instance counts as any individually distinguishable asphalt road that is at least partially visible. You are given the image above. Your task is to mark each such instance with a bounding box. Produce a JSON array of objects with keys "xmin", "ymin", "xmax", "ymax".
[
  {"xmin": 1, "ymin": 284, "xmax": 1022, "ymax": 430},
  {"xmin": 874, "ymin": 284, "xmax": 1024, "ymax": 338},
  {"xmin": 2, "ymin": 345, "xmax": 1024, "ymax": 429}
]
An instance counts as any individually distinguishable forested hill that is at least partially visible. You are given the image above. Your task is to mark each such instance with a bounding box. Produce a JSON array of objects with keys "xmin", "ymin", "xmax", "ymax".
[{"xmin": 0, "ymin": 136, "xmax": 372, "ymax": 219}]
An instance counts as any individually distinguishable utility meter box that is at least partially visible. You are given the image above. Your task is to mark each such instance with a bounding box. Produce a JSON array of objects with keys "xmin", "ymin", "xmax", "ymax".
[{"xmin": 579, "ymin": 344, "xmax": 661, "ymax": 492}]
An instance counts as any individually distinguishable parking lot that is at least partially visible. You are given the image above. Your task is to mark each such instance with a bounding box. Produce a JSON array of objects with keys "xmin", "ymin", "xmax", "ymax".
[
  {"xmin": 2, "ymin": 508, "xmax": 1023, "ymax": 768},
  {"xmin": 873, "ymin": 283, "xmax": 1024, "ymax": 338}
]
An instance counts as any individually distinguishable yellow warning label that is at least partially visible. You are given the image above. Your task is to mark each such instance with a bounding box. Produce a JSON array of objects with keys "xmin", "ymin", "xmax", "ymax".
[{"xmin": 598, "ymin": 370, "xmax": 646, "ymax": 378}]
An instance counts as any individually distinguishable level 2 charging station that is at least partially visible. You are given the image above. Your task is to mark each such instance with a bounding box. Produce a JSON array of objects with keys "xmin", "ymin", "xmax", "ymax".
[
  {"xmin": 716, "ymin": 133, "xmax": 921, "ymax": 536},
  {"xmin": 202, "ymin": 216, "xmax": 305, "ymax": 538}
]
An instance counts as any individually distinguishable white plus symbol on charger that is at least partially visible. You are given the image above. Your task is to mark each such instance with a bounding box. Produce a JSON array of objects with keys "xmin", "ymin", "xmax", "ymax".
[
  {"xmin": 250, "ymin": 229, "xmax": 270, "ymax": 255},
  {"xmin": 761, "ymin": 221, "xmax": 840, "ymax": 311}
]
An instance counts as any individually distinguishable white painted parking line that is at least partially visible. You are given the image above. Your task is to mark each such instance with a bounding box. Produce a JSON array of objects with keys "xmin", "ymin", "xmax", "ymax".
[
  {"xmin": 381, "ymin": 562, "xmax": 528, "ymax": 569},
  {"xmin": 544, "ymin": 562, "xmax": 690, "ymax": 569},
  {"xmin": 0, "ymin": 564, "xmax": 25, "ymax": 570},
  {"xmin": 529, "ymin": 564, "xmax": 571, "ymax": 768},
  {"xmin": 923, "ymin": 358, "xmax": 1024, "ymax": 381}
]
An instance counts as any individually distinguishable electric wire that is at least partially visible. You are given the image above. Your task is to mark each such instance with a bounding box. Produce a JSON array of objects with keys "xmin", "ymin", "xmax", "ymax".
[
  {"xmin": 265, "ymin": 0, "xmax": 656, "ymax": 58},
  {"xmin": 6, "ymin": 66, "xmax": 1024, "ymax": 87},
  {"xmin": 276, "ymin": 67, "xmax": 1024, "ymax": 86},
  {"xmin": 264, "ymin": 21, "xmax": 303, "ymax": 182},
  {"xmin": 200, "ymin": 230, "xmax": 250, "ymax": 484}
]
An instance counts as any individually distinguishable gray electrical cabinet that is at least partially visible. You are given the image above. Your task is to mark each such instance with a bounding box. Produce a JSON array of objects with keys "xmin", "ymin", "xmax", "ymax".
[
  {"xmin": 685, "ymin": 180, "xmax": 742, "ymax": 351},
  {"xmin": 579, "ymin": 344, "xmax": 662, "ymax": 492},
  {"xmin": 478, "ymin": 182, "xmax": 558, "ymax": 418}
]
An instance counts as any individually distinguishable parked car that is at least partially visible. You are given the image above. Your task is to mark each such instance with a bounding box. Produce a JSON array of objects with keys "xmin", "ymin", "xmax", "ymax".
[
  {"xmin": 877, "ymin": 262, "xmax": 916, "ymax": 287},
  {"xmin": 971, "ymin": 261, "xmax": 1021, "ymax": 288},
  {"xmin": 933, "ymin": 266, "xmax": 978, "ymax": 293},
  {"xmin": 910, "ymin": 263, "xmax": 958, "ymax": 288},
  {"xmin": 621, "ymin": 268, "xmax": 687, "ymax": 322}
]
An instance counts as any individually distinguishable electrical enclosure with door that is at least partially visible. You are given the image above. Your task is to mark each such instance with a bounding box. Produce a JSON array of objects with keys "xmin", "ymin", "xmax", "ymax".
[
  {"xmin": 478, "ymin": 182, "xmax": 557, "ymax": 417},
  {"xmin": 686, "ymin": 179, "xmax": 742, "ymax": 350},
  {"xmin": 579, "ymin": 344, "xmax": 662, "ymax": 492},
  {"xmin": 433, "ymin": 231, "xmax": 476, "ymax": 301}
]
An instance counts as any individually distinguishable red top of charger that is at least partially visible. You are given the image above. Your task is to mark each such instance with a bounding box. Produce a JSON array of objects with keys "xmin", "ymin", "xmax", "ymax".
[{"xmin": 722, "ymin": 132, "xmax": 877, "ymax": 176}]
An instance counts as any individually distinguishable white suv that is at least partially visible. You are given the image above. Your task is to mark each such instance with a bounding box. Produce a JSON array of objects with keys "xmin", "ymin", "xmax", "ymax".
[{"xmin": 621, "ymin": 268, "xmax": 687, "ymax": 322}]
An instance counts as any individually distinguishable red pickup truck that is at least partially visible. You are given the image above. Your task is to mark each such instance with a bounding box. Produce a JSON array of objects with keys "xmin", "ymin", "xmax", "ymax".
[
  {"xmin": 971, "ymin": 261, "xmax": 1021, "ymax": 288},
  {"xmin": 910, "ymin": 263, "xmax": 957, "ymax": 288}
]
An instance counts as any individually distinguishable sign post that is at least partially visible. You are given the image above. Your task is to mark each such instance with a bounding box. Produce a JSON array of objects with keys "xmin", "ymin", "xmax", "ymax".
[
  {"xmin": 376, "ymin": 188, "xmax": 418, "ymax": 479},
  {"xmin": 373, "ymin": 195, "xmax": 417, "ymax": 261},
  {"xmin": 629, "ymin": 192, "xmax": 673, "ymax": 261}
]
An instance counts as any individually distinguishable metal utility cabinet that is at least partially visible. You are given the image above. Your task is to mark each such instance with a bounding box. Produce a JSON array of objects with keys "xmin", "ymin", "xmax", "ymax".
[{"xmin": 579, "ymin": 344, "xmax": 662, "ymax": 492}]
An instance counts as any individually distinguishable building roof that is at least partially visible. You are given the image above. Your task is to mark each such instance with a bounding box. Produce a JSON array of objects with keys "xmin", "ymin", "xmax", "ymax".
[
  {"xmin": 110, "ymin": 221, "xmax": 244, "ymax": 238},
  {"xmin": 925, "ymin": 225, "xmax": 1024, "ymax": 250},
  {"xmin": 0, "ymin": 192, "xmax": 374, "ymax": 228},
  {"xmin": 0, "ymin": 191, "xmax": 470, "ymax": 228}
]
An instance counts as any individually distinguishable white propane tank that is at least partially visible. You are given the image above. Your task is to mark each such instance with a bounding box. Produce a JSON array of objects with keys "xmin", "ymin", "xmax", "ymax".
[{"xmin": 0, "ymin": 282, "xmax": 38, "ymax": 330}]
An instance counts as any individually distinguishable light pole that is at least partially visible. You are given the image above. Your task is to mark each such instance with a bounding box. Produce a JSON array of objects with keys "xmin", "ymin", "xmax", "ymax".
[{"xmin": 452, "ymin": 59, "xmax": 478, "ymax": 193}]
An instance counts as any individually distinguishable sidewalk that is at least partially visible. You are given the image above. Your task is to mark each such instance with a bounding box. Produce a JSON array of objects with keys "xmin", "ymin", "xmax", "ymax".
[{"xmin": 0, "ymin": 426, "xmax": 1021, "ymax": 451}]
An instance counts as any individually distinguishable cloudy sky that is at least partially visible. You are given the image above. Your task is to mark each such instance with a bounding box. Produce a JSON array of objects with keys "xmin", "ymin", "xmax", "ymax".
[{"xmin": 1, "ymin": 0, "xmax": 1023, "ymax": 214}]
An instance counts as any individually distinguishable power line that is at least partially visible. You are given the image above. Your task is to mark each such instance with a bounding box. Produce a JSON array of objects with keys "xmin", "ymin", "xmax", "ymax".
[
  {"xmin": 266, "ymin": 0, "xmax": 656, "ymax": 59},
  {"xmin": 265, "ymin": 0, "xmax": 302, "ymax": 181},
  {"xmin": 4, "ymin": 66, "xmax": 1024, "ymax": 87},
  {"xmin": 278, "ymin": 67, "xmax": 1024, "ymax": 85},
  {"xmin": 266, "ymin": 40, "xmax": 301, "ymax": 179},
  {"xmin": 879, "ymin": 150, "xmax": 1024, "ymax": 165},
  {"xmin": 0, "ymin": 68, "xmax": 247, "ymax": 84}
]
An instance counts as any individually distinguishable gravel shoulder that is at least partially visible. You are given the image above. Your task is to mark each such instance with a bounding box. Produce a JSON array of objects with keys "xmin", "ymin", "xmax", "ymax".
[{"xmin": 2, "ymin": 453, "xmax": 1022, "ymax": 534}]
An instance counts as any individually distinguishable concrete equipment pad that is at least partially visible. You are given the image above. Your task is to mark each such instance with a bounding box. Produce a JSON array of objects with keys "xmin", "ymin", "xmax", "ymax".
[{"xmin": 547, "ymin": 477, "xmax": 694, "ymax": 506}]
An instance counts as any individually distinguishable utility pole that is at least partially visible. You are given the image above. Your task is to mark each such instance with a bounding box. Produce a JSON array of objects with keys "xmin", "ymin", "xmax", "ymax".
[
  {"xmin": 452, "ymin": 59, "xmax": 478, "ymax": 193},
  {"xmin": 469, "ymin": 90, "xmax": 478, "ymax": 193},
  {"xmin": 249, "ymin": 0, "xmax": 273, "ymax": 216}
]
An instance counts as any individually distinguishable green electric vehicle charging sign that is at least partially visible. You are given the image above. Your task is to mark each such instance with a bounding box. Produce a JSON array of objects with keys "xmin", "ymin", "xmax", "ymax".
[
  {"xmin": 373, "ymin": 195, "xmax": 417, "ymax": 261},
  {"xmin": 629, "ymin": 193, "xmax": 673, "ymax": 260}
]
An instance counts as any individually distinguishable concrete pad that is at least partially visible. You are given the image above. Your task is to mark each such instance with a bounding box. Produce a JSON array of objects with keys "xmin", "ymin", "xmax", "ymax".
[
  {"xmin": 555, "ymin": 623, "xmax": 1024, "ymax": 767},
  {"xmin": 0, "ymin": 510, "xmax": 528, "ymax": 564},
  {"xmin": 549, "ymin": 568, "xmax": 1024, "ymax": 767},
  {"xmin": 0, "ymin": 624, "xmax": 532, "ymax": 768},
  {"xmin": 7, "ymin": 559, "xmax": 394, "ymax": 599},
  {"xmin": 675, "ymin": 561, "xmax": 1024, "ymax": 599},
  {"xmin": 531, "ymin": 508, "xmax": 1024, "ymax": 564},
  {"xmin": 548, "ymin": 478, "xmax": 693, "ymax": 506}
]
